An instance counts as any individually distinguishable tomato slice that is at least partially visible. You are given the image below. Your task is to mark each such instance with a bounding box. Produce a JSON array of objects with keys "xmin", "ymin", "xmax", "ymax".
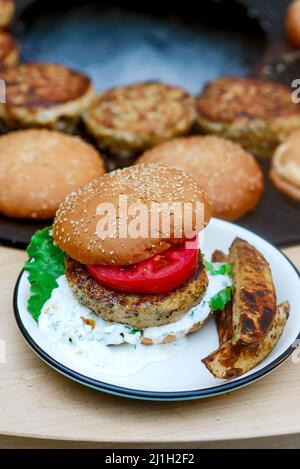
[{"xmin": 86, "ymin": 237, "xmax": 199, "ymax": 294}]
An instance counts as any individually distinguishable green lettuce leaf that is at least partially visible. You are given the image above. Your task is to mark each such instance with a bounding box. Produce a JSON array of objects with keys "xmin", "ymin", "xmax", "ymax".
[
  {"xmin": 130, "ymin": 328, "xmax": 143, "ymax": 335},
  {"xmin": 24, "ymin": 227, "xmax": 66, "ymax": 321},
  {"xmin": 205, "ymin": 260, "xmax": 232, "ymax": 277},
  {"xmin": 209, "ymin": 286, "xmax": 232, "ymax": 312}
]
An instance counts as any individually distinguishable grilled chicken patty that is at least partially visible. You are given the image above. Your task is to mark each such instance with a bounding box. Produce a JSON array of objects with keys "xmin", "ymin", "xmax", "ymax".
[
  {"xmin": 83, "ymin": 81, "xmax": 196, "ymax": 156},
  {"xmin": 196, "ymin": 77, "xmax": 300, "ymax": 156},
  {"xmin": 65, "ymin": 256, "xmax": 208, "ymax": 329},
  {"xmin": 0, "ymin": 63, "xmax": 94, "ymax": 132}
]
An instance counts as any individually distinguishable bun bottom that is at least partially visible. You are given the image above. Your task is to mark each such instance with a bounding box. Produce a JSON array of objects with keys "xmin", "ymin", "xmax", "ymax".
[{"xmin": 270, "ymin": 167, "xmax": 300, "ymax": 202}]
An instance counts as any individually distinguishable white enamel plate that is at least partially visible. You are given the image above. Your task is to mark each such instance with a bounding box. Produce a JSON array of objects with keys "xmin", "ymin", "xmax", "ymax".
[{"xmin": 14, "ymin": 219, "xmax": 300, "ymax": 401}]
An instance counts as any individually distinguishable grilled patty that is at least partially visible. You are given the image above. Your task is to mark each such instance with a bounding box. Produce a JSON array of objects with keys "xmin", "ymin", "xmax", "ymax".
[
  {"xmin": 82, "ymin": 81, "xmax": 196, "ymax": 156},
  {"xmin": 0, "ymin": 63, "xmax": 94, "ymax": 131},
  {"xmin": 65, "ymin": 256, "xmax": 208, "ymax": 329},
  {"xmin": 196, "ymin": 77, "xmax": 300, "ymax": 156}
]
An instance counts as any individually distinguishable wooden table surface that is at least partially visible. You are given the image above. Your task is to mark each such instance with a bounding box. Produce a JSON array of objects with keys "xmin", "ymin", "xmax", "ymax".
[{"xmin": 1, "ymin": 244, "xmax": 300, "ymax": 449}]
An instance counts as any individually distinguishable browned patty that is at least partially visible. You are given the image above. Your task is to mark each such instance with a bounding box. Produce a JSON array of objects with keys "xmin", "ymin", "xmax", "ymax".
[
  {"xmin": 196, "ymin": 77, "xmax": 299, "ymax": 123},
  {"xmin": 196, "ymin": 77, "xmax": 300, "ymax": 156},
  {"xmin": 83, "ymin": 81, "xmax": 196, "ymax": 155},
  {"xmin": 65, "ymin": 256, "xmax": 208, "ymax": 329},
  {"xmin": 1, "ymin": 63, "xmax": 91, "ymax": 109}
]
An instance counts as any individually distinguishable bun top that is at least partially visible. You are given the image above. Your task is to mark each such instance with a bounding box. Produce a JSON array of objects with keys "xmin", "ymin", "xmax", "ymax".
[
  {"xmin": 53, "ymin": 163, "xmax": 212, "ymax": 265},
  {"xmin": 0, "ymin": 129, "xmax": 105, "ymax": 219},
  {"xmin": 272, "ymin": 129, "xmax": 300, "ymax": 188},
  {"xmin": 138, "ymin": 136, "xmax": 264, "ymax": 221}
]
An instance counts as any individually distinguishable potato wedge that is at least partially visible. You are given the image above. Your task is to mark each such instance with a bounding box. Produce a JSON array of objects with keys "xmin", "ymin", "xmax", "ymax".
[
  {"xmin": 230, "ymin": 238, "xmax": 277, "ymax": 345},
  {"xmin": 211, "ymin": 250, "xmax": 229, "ymax": 263},
  {"xmin": 215, "ymin": 301, "xmax": 233, "ymax": 345},
  {"xmin": 211, "ymin": 250, "xmax": 233, "ymax": 344},
  {"xmin": 202, "ymin": 301, "xmax": 290, "ymax": 379}
]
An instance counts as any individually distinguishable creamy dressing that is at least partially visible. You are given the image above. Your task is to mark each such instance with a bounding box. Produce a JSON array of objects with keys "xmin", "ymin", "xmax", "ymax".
[
  {"xmin": 58, "ymin": 335, "xmax": 185, "ymax": 377},
  {"xmin": 38, "ymin": 265, "xmax": 231, "ymax": 376},
  {"xmin": 144, "ymin": 272, "xmax": 232, "ymax": 344}
]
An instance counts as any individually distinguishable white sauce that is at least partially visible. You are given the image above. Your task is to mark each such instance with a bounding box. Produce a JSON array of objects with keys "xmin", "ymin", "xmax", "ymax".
[
  {"xmin": 38, "ymin": 265, "xmax": 232, "ymax": 376},
  {"xmin": 144, "ymin": 272, "xmax": 232, "ymax": 344}
]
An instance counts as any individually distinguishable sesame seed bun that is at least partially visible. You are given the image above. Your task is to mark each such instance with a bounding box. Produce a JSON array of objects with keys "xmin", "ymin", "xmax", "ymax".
[
  {"xmin": 270, "ymin": 129, "xmax": 300, "ymax": 202},
  {"xmin": 0, "ymin": 31, "xmax": 19, "ymax": 68},
  {"xmin": 0, "ymin": 63, "xmax": 94, "ymax": 132},
  {"xmin": 53, "ymin": 164, "xmax": 212, "ymax": 266},
  {"xmin": 137, "ymin": 136, "xmax": 264, "ymax": 221},
  {"xmin": 196, "ymin": 77, "xmax": 300, "ymax": 157},
  {"xmin": 82, "ymin": 81, "xmax": 196, "ymax": 156},
  {"xmin": 0, "ymin": 130, "xmax": 105, "ymax": 219},
  {"xmin": 0, "ymin": 0, "xmax": 14, "ymax": 29}
]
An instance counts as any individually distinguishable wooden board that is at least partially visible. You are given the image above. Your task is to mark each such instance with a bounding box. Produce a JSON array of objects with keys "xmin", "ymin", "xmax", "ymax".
[{"xmin": 0, "ymin": 245, "xmax": 300, "ymax": 448}]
